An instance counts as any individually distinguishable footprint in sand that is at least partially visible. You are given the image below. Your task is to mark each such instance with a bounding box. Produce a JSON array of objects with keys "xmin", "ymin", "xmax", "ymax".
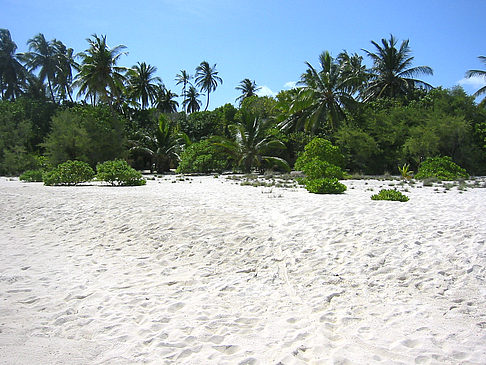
[{"xmin": 168, "ymin": 302, "xmax": 185, "ymax": 312}]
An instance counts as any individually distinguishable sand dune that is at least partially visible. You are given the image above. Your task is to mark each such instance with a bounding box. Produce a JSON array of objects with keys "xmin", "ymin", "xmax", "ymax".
[{"xmin": 1, "ymin": 176, "xmax": 485, "ymax": 364}]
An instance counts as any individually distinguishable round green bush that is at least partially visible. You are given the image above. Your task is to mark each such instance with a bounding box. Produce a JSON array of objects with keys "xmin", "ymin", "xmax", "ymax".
[
  {"xmin": 19, "ymin": 169, "xmax": 44, "ymax": 182},
  {"xmin": 43, "ymin": 160, "xmax": 94, "ymax": 186},
  {"xmin": 294, "ymin": 138, "xmax": 345, "ymax": 170},
  {"xmin": 305, "ymin": 178, "xmax": 347, "ymax": 194},
  {"xmin": 415, "ymin": 156, "xmax": 468, "ymax": 181},
  {"xmin": 96, "ymin": 160, "xmax": 146, "ymax": 186},
  {"xmin": 371, "ymin": 189, "xmax": 409, "ymax": 202}
]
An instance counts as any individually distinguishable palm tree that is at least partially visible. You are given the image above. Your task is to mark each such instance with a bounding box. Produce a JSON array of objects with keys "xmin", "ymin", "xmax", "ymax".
[
  {"xmin": 183, "ymin": 85, "xmax": 202, "ymax": 113},
  {"xmin": 288, "ymin": 51, "xmax": 358, "ymax": 132},
  {"xmin": 21, "ymin": 33, "xmax": 58, "ymax": 102},
  {"xmin": 362, "ymin": 35, "xmax": 433, "ymax": 100},
  {"xmin": 53, "ymin": 40, "xmax": 78, "ymax": 103},
  {"xmin": 127, "ymin": 62, "xmax": 161, "ymax": 109},
  {"xmin": 175, "ymin": 70, "xmax": 191, "ymax": 111},
  {"xmin": 75, "ymin": 34, "xmax": 127, "ymax": 106},
  {"xmin": 195, "ymin": 61, "xmax": 222, "ymax": 111},
  {"xmin": 0, "ymin": 29, "xmax": 27, "ymax": 100},
  {"xmin": 214, "ymin": 108, "xmax": 289, "ymax": 173},
  {"xmin": 336, "ymin": 51, "xmax": 369, "ymax": 99},
  {"xmin": 154, "ymin": 85, "xmax": 179, "ymax": 113},
  {"xmin": 236, "ymin": 78, "xmax": 261, "ymax": 105},
  {"xmin": 466, "ymin": 56, "xmax": 486, "ymax": 106},
  {"xmin": 130, "ymin": 114, "xmax": 182, "ymax": 172}
]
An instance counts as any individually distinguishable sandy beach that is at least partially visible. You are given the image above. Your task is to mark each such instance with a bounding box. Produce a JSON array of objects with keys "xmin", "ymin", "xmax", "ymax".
[{"xmin": 1, "ymin": 175, "xmax": 485, "ymax": 364}]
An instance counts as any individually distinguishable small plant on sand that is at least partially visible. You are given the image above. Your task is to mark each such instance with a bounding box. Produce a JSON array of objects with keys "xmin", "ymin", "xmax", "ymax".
[
  {"xmin": 398, "ymin": 163, "xmax": 413, "ymax": 180},
  {"xmin": 96, "ymin": 160, "xmax": 146, "ymax": 186},
  {"xmin": 371, "ymin": 189, "xmax": 409, "ymax": 202},
  {"xmin": 43, "ymin": 160, "xmax": 95, "ymax": 186},
  {"xmin": 19, "ymin": 169, "xmax": 44, "ymax": 182},
  {"xmin": 304, "ymin": 178, "xmax": 347, "ymax": 194},
  {"xmin": 415, "ymin": 156, "xmax": 468, "ymax": 181}
]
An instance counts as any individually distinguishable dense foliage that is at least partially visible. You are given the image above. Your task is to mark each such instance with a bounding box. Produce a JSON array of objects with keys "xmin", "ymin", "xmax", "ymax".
[
  {"xmin": 96, "ymin": 159, "xmax": 146, "ymax": 186},
  {"xmin": 304, "ymin": 178, "xmax": 347, "ymax": 194},
  {"xmin": 414, "ymin": 156, "xmax": 469, "ymax": 180},
  {"xmin": 43, "ymin": 160, "xmax": 94, "ymax": 186},
  {"xmin": 371, "ymin": 189, "xmax": 409, "ymax": 202},
  {"xmin": 1, "ymin": 29, "xmax": 486, "ymax": 181}
]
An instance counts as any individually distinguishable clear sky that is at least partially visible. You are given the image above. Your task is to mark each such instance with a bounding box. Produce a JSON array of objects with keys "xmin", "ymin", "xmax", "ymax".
[{"xmin": 2, "ymin": 0, "xmax": 485, "ymax": 109}]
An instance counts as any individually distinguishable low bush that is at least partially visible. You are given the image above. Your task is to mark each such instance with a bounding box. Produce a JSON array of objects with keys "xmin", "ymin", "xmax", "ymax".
[
  {"xmin": 96, "ymin": 160, "xmax": 146, "ymax": 186},
  {"xmin": 415, "ymin": 156, "xmax": 468, "ymax": 180},
  {"xmin": 19, "ymin": 169, "xmax": 44, "ymax": 182},
  {"xmin": 43, "ymin": 160, "xmax": 95, "ymax": 186},
  {"xmin": 304, "ymin": 178, "xmax": 347, "ymax": 194},
  {"xmin": 297, "ymin": 158, "xmax": 345, "ymax": 180},
  {"xmin": 371, "ymin": 189, "xmax": 409, "ymax": 202}
]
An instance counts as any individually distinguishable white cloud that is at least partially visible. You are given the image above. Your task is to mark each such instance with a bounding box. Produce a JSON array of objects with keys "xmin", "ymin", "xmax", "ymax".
[
  {"xmin": 457, "ymin": 75, "xmax": 486, "ymax": 88},
  {"xmin": 284, "ymin": 81, "xmax": 298, "ymax": 89},
  {"xmin": 256, "ymin": 85, "xmax": 277, "ymax": 97}
]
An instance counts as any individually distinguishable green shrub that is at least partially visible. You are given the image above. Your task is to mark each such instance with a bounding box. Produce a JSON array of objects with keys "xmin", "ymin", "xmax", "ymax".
[
  {"xmin": 415, "ymin": 156, "xmax": 468, "ymax": 180},
  {"xmin": 19, "ymin": 169, "xmax": 44, "ymax": 182},
  {"xmin": 371, "ymin": 189, "xmax": 409, "ymax": 202},
  {"xmin": 298, "ymin": 158, "xmax": 345, "ymax": 180},
  {"xmin": 43, "ymin": 160, "xmax": 95, "ymax": 186},
  {"xmin": 176, "ymin": 140, "xmax": 229, "ymax": 174},
  {"xmin": 96, "ymin": 160, "xmax": 146, "ymax": 186},
  {"xmin": 304, "ymin": 178, "xmax": 347, "ymax": 194},
  {"xmin": 295, "ymin": 138, "xmax": 345, "ymax": 169}
]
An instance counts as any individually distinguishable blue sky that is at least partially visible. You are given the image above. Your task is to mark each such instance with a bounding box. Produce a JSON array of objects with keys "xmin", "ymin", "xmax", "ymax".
[{"xmin": 2, "ymin": 0, "xmax": 485, "ymax": 108}]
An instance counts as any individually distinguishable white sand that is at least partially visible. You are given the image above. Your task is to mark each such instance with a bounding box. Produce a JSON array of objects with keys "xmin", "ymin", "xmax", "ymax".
[{"xmin": 1, "ymin": 175, "xmax": 486, "ymax": 364}]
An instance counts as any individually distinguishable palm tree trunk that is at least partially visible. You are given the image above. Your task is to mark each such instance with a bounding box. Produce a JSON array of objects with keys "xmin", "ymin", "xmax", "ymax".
[
  {"xmin": 204, "ymin": 91, "xmax": 210, "ymax": 111},
  {"xmin": 47, "ymin": 78, "xmax": 55, "ymax": 102}
]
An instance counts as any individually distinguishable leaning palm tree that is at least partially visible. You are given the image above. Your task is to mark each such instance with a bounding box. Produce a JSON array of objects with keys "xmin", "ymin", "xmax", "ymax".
[
  {"xmin": 362, "ymin": 35, "xmax": 433, "ymax": 100},
  {"xmin": 466, "ymin": 56, "xmax": 486, "ymax": 106},
  {"xmin": 127, "ymin": 61, "xmax": 161, "ymax": 109},
  {"xmin": 195, "ymin": 61, "xmax": 222, "ymax": 111},
  {"xmin": 154, "ymin": 85, "xmax": 179, "ymax": 113},
  {"xmin": 235, "ymin": 78, "xmax": 261, "ymax": 105},
  {"xmin": 183, "ymin": 85, "xmax": 202, "ymax": 113},
  {"xmin": 21, "ymin": 33, "xmax": 58, "ymax": 102},
  {"xmin": 287, "ymin": 51, "xmax": 358, "ymax": 132},
  {"xmin": 74, "ymin": 34, "xmax": 127, "ymax": 106},
  {"xmin": 175, "ymin": 69, "xmax": 191, "ymax": 111},
  {"xmin": 0, "ymin": 28, "xmax": 27, "ymax": 100}
]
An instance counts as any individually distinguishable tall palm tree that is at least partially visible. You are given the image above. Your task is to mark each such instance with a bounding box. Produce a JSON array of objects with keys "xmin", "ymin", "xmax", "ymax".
[
  {"xmin": 175, "ymin": 69, "xmax": 191, "ymax": 111},
  {"xmin": 183, "ymin": 85, "xmax": 202, "ymax": 113},
  {"xmin": 74, "ymin": 34, "xmax": 127, "ymax": 106},
  {"xmin": 466, "ymin": 56, "xmax": 486, "ymax": 106},
  {"xmin": 288, "ymin": 51, "xmax": 358, "ymax": 132},
  {"xmin": 53, "ymin": 40, "xmax": 78, "ymax": 103},
  {"xmin": 154, "ymin": 85, "xmax": 179, "ymax": 113},
  {"xmin": 336, "ymin": 51, "xmax": 369, "ymax": 99},
  {"xmin": 235, "ymin": 78, "xmax": 261, "ymax": 105},
  {"xmin": 362, "ymin": 35, "xmax": 433, "ymax": 100},
  {"xmin": 195, "ymin": 61, "xmax": 222, "ymax": 111},
  {"xmin": 21, "ymin": 33, "xmax": 58, "ymax": 102},
  {"xmin": 0, "ymin": 29, "xmax": 27, "ymax": 100},
  {"xmin": 127, "ymin": 61, "xmax": 161, "ymax": 109}
]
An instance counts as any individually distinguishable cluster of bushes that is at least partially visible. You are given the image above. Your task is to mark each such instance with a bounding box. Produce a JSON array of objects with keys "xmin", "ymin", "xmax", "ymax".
[
  {"xmin": 176, "ymin": 140, "xmax": 230, "ymax": 174},
  {"xmin": 414, "ymin": 156, "xmax": 469, "ymax": 180},
  {"xmin": 20, "ymin": 159, "xmax": 146, "ymax": 186},
  {"xmin": 294, "ymin": 138, "xmax": 347, "ymax": 194}
]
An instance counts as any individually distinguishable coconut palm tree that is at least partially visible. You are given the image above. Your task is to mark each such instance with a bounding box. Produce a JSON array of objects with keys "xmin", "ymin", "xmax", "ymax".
[
  {"xmin": 288, "ymin": 51, "xmax": 358, "ymax": 132},
  {"xmin": 53, "ymin": 40, "xmax": 78, "ymax": 103},
  {"xmin": 336, "ymin": 51, "xmax": 369, "ymax": 99},
  {"xmin": 0, "ymin": 29, "xmax": 27, "ymax": 100},
  {"xmin": 127, "ymin": 62, "xmax": 161, "ymax": 109},
  {"xmin": 183, "ymin": 85, "xmax": 202, "ymax": 113},
  {"xmin": 236, "ymin": 78, "xmax": 261, "ymax": 105},
  {"xmin": 75, "ymin": 34, "xmax": 127, "ymax": 106},
  {"xmin": 362, "ymin": 35, "xmax": 433, "ymax": 100},
  {"xmin": 195, "ymin": 61, "xmax": 222, "ymax": 111},
  {"xmin": 175, "ymin": 69, "xmax": 191, "ymax": 111},
  {"xmin": 154, "ymin": 85, "xmax": 179, "ymax": 113},
  {"xmin": 466, "ymin": 56, "xmax": 486, "ymax": 106},
  {"xmin": 214, "ymin": 108, "xmax": 289, "ymax": 173},
  {"xmin": 21, "ymin": 33, "xmax": 58, "ymax": 102}
]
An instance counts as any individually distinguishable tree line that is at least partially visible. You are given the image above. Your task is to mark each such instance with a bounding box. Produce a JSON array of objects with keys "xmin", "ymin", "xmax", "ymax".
[{"xmin": 1, "ymin": 29, "xmax": 486, "ymax": 177}]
